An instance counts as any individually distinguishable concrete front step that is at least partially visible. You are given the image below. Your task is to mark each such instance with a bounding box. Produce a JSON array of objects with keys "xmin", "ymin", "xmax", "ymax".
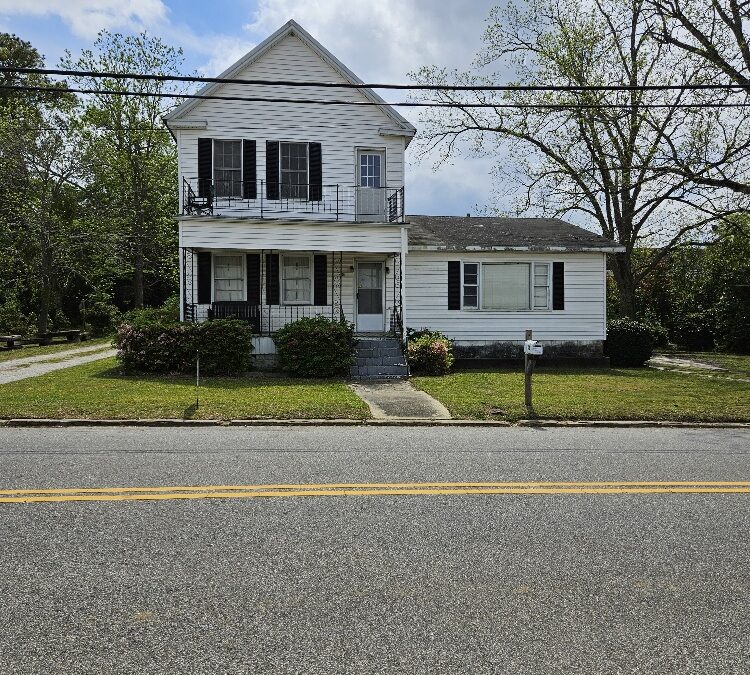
[{"xmin": 351, "ymin": 337, "xmax": 408, "ymax": 379}]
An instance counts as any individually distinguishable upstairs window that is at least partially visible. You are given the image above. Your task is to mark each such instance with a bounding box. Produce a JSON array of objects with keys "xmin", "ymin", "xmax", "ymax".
[
  {"xmin": 280, "ymin": 142, "xmax": 308, "ymax": 199},
  {"xmin": 214, "ymin": 140, "xmax": 242, "ymax": 197}
]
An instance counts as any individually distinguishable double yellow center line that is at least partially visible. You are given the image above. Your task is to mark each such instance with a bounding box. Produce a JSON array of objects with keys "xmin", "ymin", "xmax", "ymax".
[{"xmin": 1, "ymin": 481, "xmax": 750, "ymax": 503}]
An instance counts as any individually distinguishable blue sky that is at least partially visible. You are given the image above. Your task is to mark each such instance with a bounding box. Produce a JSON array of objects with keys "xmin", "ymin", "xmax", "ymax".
[{"xmin": 0, "ymin": 1, "xmax": 500, "ymax": 216}]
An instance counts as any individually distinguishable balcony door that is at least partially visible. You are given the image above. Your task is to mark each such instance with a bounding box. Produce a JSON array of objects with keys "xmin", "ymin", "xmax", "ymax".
[
  {"xmin": 355, "ymin": 261, "xmax": 385, "ymax": 333},
  {"xmin": 356, "ymin": 150, "xmax": 385, "ymax": 221}
]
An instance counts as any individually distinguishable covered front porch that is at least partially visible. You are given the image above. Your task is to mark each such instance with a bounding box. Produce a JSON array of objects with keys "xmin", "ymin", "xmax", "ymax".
[{"xmin": 180, "ymin": 247, "xmax": 404, "ymax": 338}]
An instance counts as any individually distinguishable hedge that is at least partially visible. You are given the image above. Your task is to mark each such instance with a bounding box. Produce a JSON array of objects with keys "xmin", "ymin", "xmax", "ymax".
[
  {"xmin": 116, "ymin": 319, "xmax": 253, "ymax": 375},
  {"xmin": 605, "ymin": 318, "xmax": 654, "ymax": 367},
  {"xmin": 274, "ymin": 316, "xmax": 356, "ymax": 377}
]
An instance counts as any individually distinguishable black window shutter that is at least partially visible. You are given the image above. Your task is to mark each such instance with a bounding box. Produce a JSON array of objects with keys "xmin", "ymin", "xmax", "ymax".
[
  {"xmin": 198, "ymin": 138, "xmax": 212, "ymax": 198},
  {"xmin": 314, "ymin": 254, "xmax": 327, "ymax": 305},
  {"xmin": 265, "ymin": 253, "xmax": 280, "ymax": 304},
  {"xmin": 309, "ymin": 142, "xmax": 322, "ymax": 201},
  {"xmin": 197, "ymin": 252, "xmax": 212, "ymax": 304},
  {"xmin": 266, "ymin": 141, "xmax": 279, "ymax": 200},
  {"xmin": 246, "ymin": 254, "xmax": 261, "ymax": 304},
  {"xmin": 242, "ymin": 140, "xmax": 256, "ymax": 199},
  {"xmin": 448, "ymin": 261, "xmax": 461, "ymax": 310},
  {"xmin": 553, "ymin": 262, "xmax": 565, "ymax": 310}
]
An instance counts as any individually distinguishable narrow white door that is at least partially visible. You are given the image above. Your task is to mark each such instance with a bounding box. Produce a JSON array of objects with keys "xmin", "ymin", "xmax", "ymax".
[
  {"xmin": 356, "ymin": 262, "xmax": 385, "ymax": 332},
  {"xmin": 356, "ymin": 150, "xmax": 385, "ymax": 221}
]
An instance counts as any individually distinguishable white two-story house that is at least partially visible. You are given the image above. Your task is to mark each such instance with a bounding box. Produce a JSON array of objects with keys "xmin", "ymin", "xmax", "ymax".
[{"xmin": 165, "ymin": 20, "xmax": 622, "ymax": 372}]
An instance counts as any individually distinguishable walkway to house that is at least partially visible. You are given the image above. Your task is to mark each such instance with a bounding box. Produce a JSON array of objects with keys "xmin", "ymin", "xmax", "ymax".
[
  {"xmin": 349, "ymin": 380, "xmax": 452, "ymax": 420},
  {"xmin": 0, "ymin": 344, "xmax": 117, "ymax": 385}
]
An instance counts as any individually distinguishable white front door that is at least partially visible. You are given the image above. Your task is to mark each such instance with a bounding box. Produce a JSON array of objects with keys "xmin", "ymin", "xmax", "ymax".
[
  {"xmin": 356, "ymin": 150, "xmax": 385, "ymax": 221},
  {"xmin": 356, "ymin": 261, "xmax": 385, "ymax": 333}
]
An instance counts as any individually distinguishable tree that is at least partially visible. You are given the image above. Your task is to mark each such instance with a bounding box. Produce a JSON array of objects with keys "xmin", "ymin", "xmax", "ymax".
[
  {"xmin": 646, "ymin": 0, "xmax": 750, "ymax": 194},
  {"xmin": 0, "ymin": 34, "xmax": 87, "ymax": 333},
  {"xmin": 411, "ymin": 0, "xmax": 743, "ymax": 316},
  {"xmin": 60, "ymin": 31, "xmax": 185, "ymax": 308}
]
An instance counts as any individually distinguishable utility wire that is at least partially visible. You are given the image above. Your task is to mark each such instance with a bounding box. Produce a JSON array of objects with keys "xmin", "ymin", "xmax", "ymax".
[
  {"xmin": 2, "ymin": 84, "xmax": 748, "ymax": 109},
  {"xmin": 2, "ymin": 66, "xmax": 748, "ymax": 92}
]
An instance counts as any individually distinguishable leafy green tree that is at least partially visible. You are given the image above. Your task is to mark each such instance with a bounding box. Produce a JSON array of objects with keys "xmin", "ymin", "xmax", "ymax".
[{"xmin": 60, "ymin": 31, "xmax": 185, "ymax": 308}]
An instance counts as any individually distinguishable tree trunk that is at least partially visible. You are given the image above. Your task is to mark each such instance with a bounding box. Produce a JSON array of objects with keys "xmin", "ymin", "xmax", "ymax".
[
  {"xmin": 611, "ymin": 252, "xmax": 637, "ymax": 318},
  {"xmin": 37, "ymin": 230, "xmax": 53, "ymax": 335},
  {"xmin": 133, "ymin": 248, "xmax": 144, "ymax": 309}
]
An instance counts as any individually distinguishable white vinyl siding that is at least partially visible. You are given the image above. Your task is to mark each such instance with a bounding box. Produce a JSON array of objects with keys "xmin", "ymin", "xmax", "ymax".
[
  {"xmin": 282, "ymin": 254, "xmax": 312, "ymax": 304},
  {"xmin": 406, "ymin": 251, "xmax": 607, "ymax": 342},
  {"xmin": 213, "ymin": 254, "xmax": 244, "ymax": 301},
  {"xmin": 175, "ymin": 34, "xmax": 405, "ymax": 218},
  {"xmin": 179, "ymin": 218, "xmax": 403, "ymax": 253}
]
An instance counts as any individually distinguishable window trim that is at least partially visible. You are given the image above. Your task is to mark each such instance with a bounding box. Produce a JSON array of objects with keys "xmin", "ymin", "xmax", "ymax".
[
  {"xmin": 211, "ymin": 252, "xmax": 246, "ymax": 303},
  {"xmin": 459, "ymin": 260, "xmax": 555, "ymax": 312},
  {"xmin": 279, "ymin": 141, "xmax": 309, "ymax": 200},
  {"xmin": 212, "ymin": 138, "xmax": 244, "ymax": 199},
  {"xmin": 355, "ymin": 146, "xmax": 387, "ymax": 188},
  {"xmin": 280, "ymin": 252, "xmax": 314, "ymax": 306}
]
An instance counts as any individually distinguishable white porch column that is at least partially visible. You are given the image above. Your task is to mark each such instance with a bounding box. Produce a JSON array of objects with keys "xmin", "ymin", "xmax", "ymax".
[{"xmin": 400, "ymin": 226, "xmax": 408, "ymax": 342}]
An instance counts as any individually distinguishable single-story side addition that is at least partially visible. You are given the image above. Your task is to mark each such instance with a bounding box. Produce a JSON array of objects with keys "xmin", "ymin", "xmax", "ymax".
[{"xmin": 405, "ymin": 215, "xmax": 623, "ymax": 360}]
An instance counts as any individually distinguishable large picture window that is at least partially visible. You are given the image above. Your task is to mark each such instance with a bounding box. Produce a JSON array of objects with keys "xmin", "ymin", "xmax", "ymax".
[
  {"xmin": 213, "ymin": 140, "xmax": 242, "ymax": 197},
  {"xmin": 213, "ymin": 255, "xmax": 244, "ymax": 301},
  {"xmin": 482, "ymin": 263, "xmax": 530, "ymax": 310},
  {"xmin": 282, "ymin": 255, "xmax": 312, "ymax": 304},
  {"xmin": 280, "ymin": 142, "xmax": 308, "ymax": 199}
]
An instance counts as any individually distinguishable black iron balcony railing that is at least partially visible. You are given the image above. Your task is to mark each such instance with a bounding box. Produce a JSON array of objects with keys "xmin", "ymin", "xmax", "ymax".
[{"xmin": 181, "ymin": 177, "xmax": 405, "ymax": 223}]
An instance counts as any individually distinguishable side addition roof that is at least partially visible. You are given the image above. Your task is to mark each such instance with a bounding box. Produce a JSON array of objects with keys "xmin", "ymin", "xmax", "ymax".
[
  {"xmin": 407, "ymin": 215, "xmax": 624, "ymax": 253},
  {"xmin": 163, "ymin": 20, "xmax": 416, "ymax": 142}
]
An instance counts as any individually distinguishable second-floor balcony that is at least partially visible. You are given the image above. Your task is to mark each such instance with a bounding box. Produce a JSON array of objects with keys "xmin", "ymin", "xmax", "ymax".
[{"xmin": 182, "ymin": 177, "xmax": 405, "ymax": 223}]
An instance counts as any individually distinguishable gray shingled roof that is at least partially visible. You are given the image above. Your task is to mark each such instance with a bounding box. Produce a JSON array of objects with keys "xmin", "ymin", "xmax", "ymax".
[{"xmin": 407, "ymin": 215, "xmax": 623, "ymax": 252}]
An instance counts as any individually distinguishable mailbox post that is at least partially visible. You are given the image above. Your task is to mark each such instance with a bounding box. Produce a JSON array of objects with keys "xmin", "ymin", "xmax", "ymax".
[{"xmin": 523, "ymin": 329, "xmax": 543, "ymax": 407}]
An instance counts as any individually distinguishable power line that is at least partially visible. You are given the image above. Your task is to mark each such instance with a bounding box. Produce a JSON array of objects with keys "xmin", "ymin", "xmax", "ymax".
[
  {"xmin": 2, "ymin": 66, "xmax": 747, "ymax": 93},
  {"xmin": 3, "ymin": 84, "xmax": 749, "ymax": 110}
]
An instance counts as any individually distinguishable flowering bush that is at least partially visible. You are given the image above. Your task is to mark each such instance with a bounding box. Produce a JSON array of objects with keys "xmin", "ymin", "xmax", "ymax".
[
  {"xmin": 274, "ymin": 316, "xmax": 356, "ymax": 377},
  {"xmin": 406, "ymin": 330, "xmax": 454, "ymax": 375},
  {"xmin": 116, "ymin": 319, "xmax": 253, "ymax": 375}
]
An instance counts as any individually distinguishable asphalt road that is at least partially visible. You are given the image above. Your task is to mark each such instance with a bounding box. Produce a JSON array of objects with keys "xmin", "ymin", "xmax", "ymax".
[{"xmin": 1, "ymin": 426, "xmax": 749, "ymax": 674}]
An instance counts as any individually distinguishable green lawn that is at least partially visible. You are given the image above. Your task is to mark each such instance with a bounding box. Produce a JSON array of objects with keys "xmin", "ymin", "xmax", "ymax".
[
  {"xmin": 412, "ymin": 368, "xmax": 750, "ymax": 422},
  {"xmin": 0, "ymin": 357, "xmax": 369, "ymax": 420},
  {"xmin": 0, "ymin": 338, "xmax": 112, "ymax": 363}
]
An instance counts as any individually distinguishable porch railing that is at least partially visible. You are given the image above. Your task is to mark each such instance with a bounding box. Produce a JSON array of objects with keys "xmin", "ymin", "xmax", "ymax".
[{"xmin": 182, "ymin": 177, "xmax": 405, "ymax": 223}]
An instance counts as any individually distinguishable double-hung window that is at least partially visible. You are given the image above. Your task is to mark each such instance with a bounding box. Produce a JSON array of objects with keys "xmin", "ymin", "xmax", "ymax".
[
  {"xmin": 462, "ymin": 263, "xmax": 479, "ymax": 309},
  {"xmin": 282, "ymin": 255, "xmax": 312, "ymax": 304},
  {"xmin": 213, "ymin": 140, "xmax": 242, "ymax": 198},
  {"xmin": 280, "ymin": 142, "xmax": 308, "ymax": 199},
  {"xmin": 213, "ymin": 255, "xmax": 244, "ymax": 301},
  {"xmin": 533, "ymin": 263, "xmax": 550, "ymax": 309}
]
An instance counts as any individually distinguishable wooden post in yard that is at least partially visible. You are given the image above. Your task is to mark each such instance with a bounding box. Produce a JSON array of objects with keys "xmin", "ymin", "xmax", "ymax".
[{"xmin": 524, "ymin": 329, "xmax": 533, "ymax": 407}]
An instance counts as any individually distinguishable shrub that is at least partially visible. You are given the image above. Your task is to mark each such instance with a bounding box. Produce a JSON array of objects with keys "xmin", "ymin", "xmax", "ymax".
[
  {"xmin": 0, "ymin": 300, "xmax": 36, "ymax": 336},
  {"xmin": 123, "ymin": 295, "xmax": 181, "ymax": 327},
  {"xmin": 85, "ymin": 292, "xmax": 121, "ymax": 337},
  {"xmin": 116, "ymin": 319, "xmax": 253, "ymax": 375},
  {"xmin": 716, "ymin": 292, "xmax": 750, "ymax": 354},
  {"xmin": 670, "ymin": 309, "xmax": 716, "ymax": 350},
  {"xmin": 274, "ymin": 316, "xmax": 356, "ymax": 377},
  {"xmin": 605, "ymin": 318, "xmax": 654, "ymax": 367},
  {"xmin": 406, "ymin": 331, "xmax": 454, "ymax": 375}
]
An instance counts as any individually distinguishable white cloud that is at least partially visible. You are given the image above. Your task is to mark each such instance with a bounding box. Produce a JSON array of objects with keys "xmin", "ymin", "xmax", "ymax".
[{"xmin": 0, "ymin": 0, "xmax": 169, "ymax": 39}]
